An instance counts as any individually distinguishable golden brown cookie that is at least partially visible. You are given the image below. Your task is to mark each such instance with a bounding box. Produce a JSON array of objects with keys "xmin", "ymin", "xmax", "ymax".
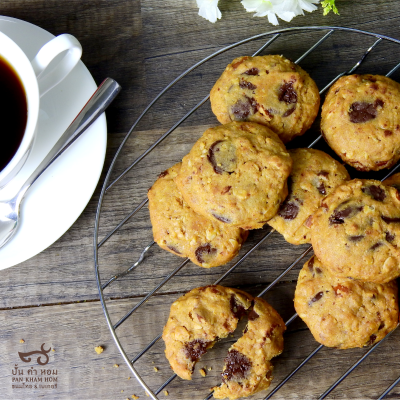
[
  {"xmin": 310, "ymin": 179, "xmax": 400, "ymax": 283},
  {"xmin": 321, "ymin": 74, "xmax": 400, "ymax": 171},
  {"xmin": 210, "ymin": 54, "xmax": 320, "ymax": 143},
  {"xmin": 268, "ymin": 148, "xmax": 350, "ymax": 245},
  {"xmin": 148, "ymin": 163, "xmax": 248, "ymax": 268},
  {"xmin": 175, "ymin": 122, "xmax": 292, "ymax": 230},
  {"xmin": 213, "ymin": 298, "xmax": 285, "ymax": 400},
  {"xmin": 162, "ymin": 285, "xmax": 253, "ymax": 380},
  {"xmin": 294, "ymin": 256, "xmax": 399, "ymax": 349}
]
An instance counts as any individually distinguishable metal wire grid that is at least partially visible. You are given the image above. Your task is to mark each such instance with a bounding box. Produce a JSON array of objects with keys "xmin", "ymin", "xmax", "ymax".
[{"xmin": 93, "ymin": 27, "xmax": 400, "ymax": 399}]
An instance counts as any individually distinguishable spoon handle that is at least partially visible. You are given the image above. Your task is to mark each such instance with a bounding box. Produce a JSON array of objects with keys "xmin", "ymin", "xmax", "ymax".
[{"xmin": 16, "ymin": 77, "xmax": 121, "ymax": 203}]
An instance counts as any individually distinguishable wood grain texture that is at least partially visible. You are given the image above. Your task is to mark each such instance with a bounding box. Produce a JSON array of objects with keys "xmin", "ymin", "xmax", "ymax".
[
  {"xmin": 1, "ymin": 1, "xmax": 400, "ymax": 399},
  {"xmin": 1, "ymin": 284, "xmax": 400, "ymax": 400}
]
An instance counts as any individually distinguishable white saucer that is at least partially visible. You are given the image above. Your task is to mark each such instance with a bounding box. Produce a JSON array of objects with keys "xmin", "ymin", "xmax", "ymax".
[{"xmin": 0, "ymin": 16, "xmax": 107, "ymax": 269}]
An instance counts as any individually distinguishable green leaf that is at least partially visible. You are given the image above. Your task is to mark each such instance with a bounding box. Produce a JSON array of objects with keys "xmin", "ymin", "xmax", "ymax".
[{"xmin": 321, "ymin": 0, "xmax": 339, "ymax": 16}]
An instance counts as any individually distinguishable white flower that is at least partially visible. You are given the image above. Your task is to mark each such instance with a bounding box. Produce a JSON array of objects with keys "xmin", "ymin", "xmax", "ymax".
[
  {"xmin": 241, "ymin": 0, "xmax": 319, "ymax": 25},
  {"xmin": 196, "ymin": 0, "xmax": 222, "ymax": 23}
]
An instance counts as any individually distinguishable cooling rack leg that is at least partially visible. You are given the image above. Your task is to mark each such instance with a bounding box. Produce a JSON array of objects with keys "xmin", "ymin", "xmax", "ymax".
[
  {"xmin": 113, "ymin": 259, "xmax": 191, "ymax": 330},
  {"xmin": 264, "ymin": 344, "xmax": 324, "ymax": 399},
  {"xmin": 378, "ymin": 375, "xmax": 400, "ymax": 400},
  {"xmin": 295, "ymin": 30, "xmax": 334, "ymax": 64},
  {"xmin": 131, "ymin": 334, "xmax": 162, "ymax": 364},
  {"xmin": 318, "ymin": 327, "xmax": 397, "ymax": 400},
  {"xmin": 386, "ymin": 60, "xmax": 400, "ymax": 78},
  {"xmin": 98, "ymin": 198, "xmax": 149, "ymax": 248},
  {"xmin": 257, "ymin": 246, "xmax": 313, "ymax": 297},
  {"xmin": 155, "ymin": 374, "xmax": 178, "ymax": 395},
  {"xmin": 102, "ymin": 241, "xmax": 156, "ymax": 289}
]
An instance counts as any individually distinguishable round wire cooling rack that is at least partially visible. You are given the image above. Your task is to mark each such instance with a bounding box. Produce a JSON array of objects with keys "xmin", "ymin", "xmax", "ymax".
[{"xmin": 94, "ymin": 26, "xmax": 400, "ymax": 399}]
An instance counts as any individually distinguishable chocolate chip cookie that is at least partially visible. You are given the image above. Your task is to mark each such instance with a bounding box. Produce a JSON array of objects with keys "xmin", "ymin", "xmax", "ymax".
[
  {"xmin": 294, "ymin": 256, "xmax": 399, "ymax": 349},
  {"xmin": 321, "ymin": 74, "xmax": 400, "ymax": 171},
  {"xmin": 148, "ymin": 163, "xmax": 248, "ymax": 268},
  {"xmin": 213, "ymin": 298, "xmax": 285, "ymax": 400},
  {"xmin": 210, "ymin": 55, "xmax": 320, "ymax": 143},
  {"xmin": 310, "ymin": 179, "xmax": 400, "ymax": 283},
  {"xmin": 268, "ymin": 148, "xmax": 350, "ymax": 245},
  {"xmin": 175, "ymin": 122, "xmax": 292, "ymax": 230},
  {"xmin": 162, "ymin": 285, "xmax": 253, "ymax": 380}
]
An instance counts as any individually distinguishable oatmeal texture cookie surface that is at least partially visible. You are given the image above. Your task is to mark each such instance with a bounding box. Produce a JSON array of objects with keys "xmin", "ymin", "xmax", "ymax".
[
  {"xmin": 294, "ymin": 256, "xmax": 399, "ymax": 349},
  {"xmin": 210, "ymin": 54, "xmax": 320, "ymax": 144},
  {"xmin": 148, "ymin": 163, "xmax": 248, "ymax": 268},
  {"xmin": 321, "ymin": 74, "xmax": 400, "ymax": 171},
  {"xmin": 310, "ymin": 179, "xmax": 400, "ymax": 283},
  {"xmin": 175, "ymin": 122, "xmax": 292, "ymax": 230},
  {"xmin": 268, "ymin": 148, "xmax": 350, "ymax": 245},
  {"xmin": 213, "ymin": 297, "xmax": 285, "ymax": 400},
  {"xmin": 162, "ymin": 285, "xmax": 253, "ymax": 380}
]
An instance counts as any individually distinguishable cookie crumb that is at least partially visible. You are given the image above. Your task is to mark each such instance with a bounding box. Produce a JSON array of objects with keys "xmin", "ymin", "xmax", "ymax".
[
  {"xmin": 199, "ymin": 368, "xmax": 207, "ymax": 377},
  {"xmin": 114, "ymin": 364, "xmax": 119, "ymax": 368},
  {"xmin": 19, "ymin": 339, "xmax": 24, "ymax": 343},
  {"xmin": 163, "ymin": 390, "xmax": 169, "ymax": 396},
  {"xmin": 145, "ymin": 392, "xmax": 149, "ymax": 397},
  {"xmin": 52, "ymin": 349, "xmax": 55, "ymax": 352},
  {"xmin": 153, "ymin": 367, "xmax": 159, "ymax": 372},
  {"xmin": 127, "ymin": 377, "xmax": 131, "ymax": 380},
  {"xmin": 94, "ymin": 346, "xmax": 104, "ymax": 354},
  {"xmin": 121, "ymin": 390, "xmax": 124, "ymax": 393},
  {"xmin": 208, "ymin": 367, "xmax": 212, "ymax": 371},
  {"xmin": 132, "ymin": 396, "xmax": 139, "ymax": 400}
]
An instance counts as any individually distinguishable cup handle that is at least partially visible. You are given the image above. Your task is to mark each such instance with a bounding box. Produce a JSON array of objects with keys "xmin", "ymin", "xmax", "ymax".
[{"xmin": 30, "ymin": 34, "xmax": 82, "ymax": 97}]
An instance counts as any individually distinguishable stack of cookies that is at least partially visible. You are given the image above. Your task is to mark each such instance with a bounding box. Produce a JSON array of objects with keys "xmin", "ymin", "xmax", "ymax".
[
  {"xmin": 150, "ymin": 54, "xmax": 400, "ymax": 399},
  {"xmin": 294, "ymin": 177, "xmax": 400, "ymax": 349},
  {"xmin": 149, "ymin": 54, "xmax": 323, "ymax": 269},
  {"xmin": 293, "ymin": 73, "xmax": 400, "ymax": 350}
]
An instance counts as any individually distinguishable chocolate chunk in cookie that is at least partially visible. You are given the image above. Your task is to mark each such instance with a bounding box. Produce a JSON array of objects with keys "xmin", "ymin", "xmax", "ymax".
[
  {"xmin": 176, "ymin": 122, "xmax": 292, "ymax": 230},
  {"xmin": 210, "ymin": 54, "xmax": 320, "ymax": 143},
  {"xmin": 311, "ymin": 179, "xmax": 400, "ymax": 283},
  {"xmin": 321, "ymin": 74, "xmax": 400, "ymax": 171},
  {"xmin": 162, "ymin": 286, "xmax": 253, "ymax": 380},
  {"xmin": 213, "ymin": 298, "xmax": 285, "ymax": 399},
  {"xmin": 148, "ymin": 163, "xmax": 248, "ymax": 268},
  {"xmin": 268, "ymin": 148, "xmax": 350, "ymax": 245}
]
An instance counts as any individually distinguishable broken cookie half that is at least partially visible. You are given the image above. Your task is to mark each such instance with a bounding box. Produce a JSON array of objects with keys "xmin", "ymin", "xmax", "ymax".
[
  {"xmin": 213, "ymin": 297, "xmax": 285, "ymax": 400},
  {"xmin": 162, "ymin": 285, "xmax": 253, "ymax": 380},
  {"xmin": 162, "ymin": 286, "xmax": 286, "ymax": 400}
]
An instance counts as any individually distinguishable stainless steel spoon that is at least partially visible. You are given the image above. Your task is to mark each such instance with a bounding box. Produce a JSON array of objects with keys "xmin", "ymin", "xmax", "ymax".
[{"xmin": 0, "ymin": 77, "xmax": 121, "ymax": 249}]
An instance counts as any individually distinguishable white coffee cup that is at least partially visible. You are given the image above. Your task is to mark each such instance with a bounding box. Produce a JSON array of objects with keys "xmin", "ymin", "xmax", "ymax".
[{"xmin": 0, "ymin": 31, "xmax": 82, "ymax": 188}]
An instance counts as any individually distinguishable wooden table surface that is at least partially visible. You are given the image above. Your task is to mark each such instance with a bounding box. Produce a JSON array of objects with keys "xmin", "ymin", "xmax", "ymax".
[{"xmin": 2, "ymin": 1, "xmax": 400, "ymax": 399}]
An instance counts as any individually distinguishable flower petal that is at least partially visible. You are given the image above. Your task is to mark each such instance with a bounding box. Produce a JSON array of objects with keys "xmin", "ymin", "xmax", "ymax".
[
  {"xmin": 241, "ymin": 0, "xmax": 319, "ymax": 24},
  {"xmin": 197, "ymin": 0, "xmax": 221, "ymax": 23},
  {"xmin": 298, "ymin": 0, "xmax": 319, "ymax": 12}
]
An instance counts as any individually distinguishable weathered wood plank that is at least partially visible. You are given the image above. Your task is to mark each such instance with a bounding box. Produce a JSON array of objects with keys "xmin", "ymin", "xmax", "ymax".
[{"xmin": 1, "ymin": 284, "xmax": 400, "ymax": 399}]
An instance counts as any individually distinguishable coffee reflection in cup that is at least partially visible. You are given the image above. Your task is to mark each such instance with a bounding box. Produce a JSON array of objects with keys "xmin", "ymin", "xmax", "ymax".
[{"xmin": 0, "ymin": 55, "xmax": 27, "ymax": 173}]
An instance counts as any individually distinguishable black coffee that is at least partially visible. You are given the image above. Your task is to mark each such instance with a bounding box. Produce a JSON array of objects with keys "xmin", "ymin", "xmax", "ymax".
[{"xmin": 0, "ymin": 55, "xmax": 27, "ymax": 172}]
